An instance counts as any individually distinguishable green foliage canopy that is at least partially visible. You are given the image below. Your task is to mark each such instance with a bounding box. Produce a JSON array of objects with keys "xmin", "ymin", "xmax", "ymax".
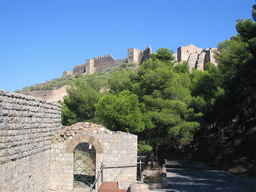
[{"xmin": 61, "ymin": 75, "xmax": 103, "ymax": 125}]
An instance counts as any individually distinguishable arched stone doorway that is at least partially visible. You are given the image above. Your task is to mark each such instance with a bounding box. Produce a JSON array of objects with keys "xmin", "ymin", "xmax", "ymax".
[
  {"xmin": 73, "ymin": 142, "xmax": 96, "ymax": 189},
  {"xmin": 49, "ymin": 123, "xmax": 137, "ymax": 191}
]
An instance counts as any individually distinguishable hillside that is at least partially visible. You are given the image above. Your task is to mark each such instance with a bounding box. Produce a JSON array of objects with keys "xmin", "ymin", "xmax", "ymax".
[{"xmin": 14, "ymin": 62, "xmax": 135, "ymax": 93}]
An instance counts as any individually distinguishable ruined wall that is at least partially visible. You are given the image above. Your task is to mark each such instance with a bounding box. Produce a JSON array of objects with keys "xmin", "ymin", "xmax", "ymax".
[
  {"xmin": 128, "ymin": 46, "xmax": 152, "ymax": 65},
  {"xmin": 209, "ymin": 48, "xmax": 218, "ymax": 66},
  {"xmin": 177, "ymin": 44, "xmax": 218, "ymax": 71},
  {"xmin": 63, "ymin": 71, "xmax": 72, "ymax": 76},
  {"xmin": 50, "ymin": 122, "xmax": 137, "ymax": 191},
  {"xmin": 115, "ymin": 58, "xmax": 128, "ymax": 66},
  {"xmin": 140, "ymin": 45, "xmax": 152, "ymax": 64},
  {"xmin": 63, "ymin": 46, "xmax": 151, "ymax": 76},
  {"xmin": 178, "ymin": 44, "xmax": 202, "ymax": 63},
  {"xmin": 0, "ymin": 90, "xmax": 62, "ymax": 192},
  {"xmin": 188, "ymin": 52, "xmax": 199, "ymax": 72},
  {"xmin": 196, "ymin": 52, "xmax": 206, "ymax": 71},
  {"xmin": 20, "ymin": 86, "xmax": 69, "ymax": 103},
  {"xmin": 72, "ymin": 64, "xmax": 87, "ymax": 75},
  {"xmin": 94, "ymin": 54, "xmax": 115, "ymax": 73}
]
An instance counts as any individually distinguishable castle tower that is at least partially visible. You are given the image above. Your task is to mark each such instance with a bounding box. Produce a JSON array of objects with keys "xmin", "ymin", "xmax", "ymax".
[
  {"xmin": 86, "ymin": 59, "xmax": 95, "ymax": 74},
  {"xmin": 177, "ymin": 44, "xmax": 202, "ymax": 63},
  {"xmin": 128, "ymin": 45, "xmax": 152, "ymax": 64}
]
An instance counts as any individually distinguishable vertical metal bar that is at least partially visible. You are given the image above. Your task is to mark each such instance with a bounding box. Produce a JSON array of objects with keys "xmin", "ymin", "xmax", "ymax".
[
  {"xmin": 209, "ymin": 135, "xmax": 211, "ymax": 155},
  {"xmin": 101, "ymin": 161, "xmax": 104, "ymax": 182},
  {"xmin": 140, "ymin": 160, "xmax": 142, "ymax": 181},
  {"xmin": 222, "ymin": 127, "xmax": 225, "ymax": 142},
  {"xmin": 96, "ymin": 171, "xmax": 99, "ymax": 192}
]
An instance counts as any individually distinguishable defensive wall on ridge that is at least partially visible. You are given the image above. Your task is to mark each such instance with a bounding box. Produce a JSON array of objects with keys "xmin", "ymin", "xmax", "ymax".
[
  {"xmin": 21, "ymin": 44, "xmax": 218, "ymax": 103},
  {"xmin": 0, "ymin": 90, "xmax": 137, "ymax": 191},
  {"xmin": 63, "ymin": 46, "xmax": 152, "ymax": 76},
  {"xmin": 20, "ymin": 86, "xmax": 69, "ymax": 103},
  {"xmin": 63, "ymin": 44, "xmax": 218, "ymax": 77}
]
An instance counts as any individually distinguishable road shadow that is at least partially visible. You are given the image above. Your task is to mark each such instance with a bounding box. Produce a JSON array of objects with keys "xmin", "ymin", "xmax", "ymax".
[{"xmin": 165, "ymin": 161, "xmax": 256, "ymax": 192}]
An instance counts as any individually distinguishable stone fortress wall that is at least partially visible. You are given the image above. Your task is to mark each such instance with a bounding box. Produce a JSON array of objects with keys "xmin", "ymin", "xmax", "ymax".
[
  {"xmin": 22, "ymin": 44, "xmax": 218, "ymax": 103},
  {"xmin": 64, "ymin": 44, "xmax": 217, "ymax": 77},
  {"xmin": 175, "ymin": 44, "xmax": 218, "ymax": 72},
  {"xmin": 0, "ymin": 90, "xmax": 137, "ymax": 191},
  {"xmin": 63, "ymin": 45, "xmax": 152, "ymax": 76}
]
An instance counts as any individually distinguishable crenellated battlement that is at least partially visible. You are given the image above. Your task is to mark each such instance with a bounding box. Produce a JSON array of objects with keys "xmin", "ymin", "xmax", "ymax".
[
  {"xmin": 75, "ymin": 63, "xmax": 86, "ymax": 67},
  {"xmin": 62, "ymin": 44, "xmax": 217, "ymax": 77},
  {"xmin": 63, "ymin": 46, "xmax": 152, "ymax": 76},
  {"xmin": 94, "ymin": 54, "xmax": 114, "ymax": 60}
]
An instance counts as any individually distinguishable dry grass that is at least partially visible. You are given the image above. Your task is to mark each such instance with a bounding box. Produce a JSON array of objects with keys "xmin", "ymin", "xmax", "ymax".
[{"xmin": 142, "ymin": 165, "xmax": 163, "ymax": 183}]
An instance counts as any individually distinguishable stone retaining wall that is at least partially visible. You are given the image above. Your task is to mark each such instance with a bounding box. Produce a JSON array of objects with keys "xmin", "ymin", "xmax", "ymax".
[{"xmin": 0, "ymin": 90, "xmax": 62, "ymax": 191}]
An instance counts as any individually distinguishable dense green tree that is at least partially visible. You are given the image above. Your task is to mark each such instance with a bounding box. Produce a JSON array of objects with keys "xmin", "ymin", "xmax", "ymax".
[
  {"xmin": 95, "ymin": 90, "xmax": 146, "ymax": 133},
  {"xmin": 149, "ymin": 48, "xmax": 175, "ymax": 64},
  {"xmin": 96, "ymin": 58, "xmax": 200, "ymax": 158},
  {"xmin": 214, "ymin": 11, "xmax": 256, "ymax": 131},
  {"xmin": 174, "ymin": 61, "xmax": 190, "ymax": 74},
  {"xmin": 252, "ymin": 4, "xmax": 256, "ymax": 21},
  {"xmin": 61, "ymin": 74, "xmax": 103, "ymax": 125}
]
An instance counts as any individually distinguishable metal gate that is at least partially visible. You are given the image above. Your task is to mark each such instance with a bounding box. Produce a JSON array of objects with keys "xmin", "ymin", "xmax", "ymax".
[{"xmin": 73, "ymin": 142, "xmax": 96, "ymax": 189}]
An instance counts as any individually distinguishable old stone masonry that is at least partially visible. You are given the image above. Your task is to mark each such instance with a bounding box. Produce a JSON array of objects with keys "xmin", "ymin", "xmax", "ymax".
[
  {"xmin": 63, "ymin": 46, "xmax": 152, "ymax": 76},
  {"xmin": 63, "ymin": 44, "xmax": 218, "ymax": 77},
  {"xmin": 20, "ymin": 44, "xmax": 218, "ymax": 103},
  {"xmin": 0, "ymin": 90, "xmax": 137, "ymax": 192}
]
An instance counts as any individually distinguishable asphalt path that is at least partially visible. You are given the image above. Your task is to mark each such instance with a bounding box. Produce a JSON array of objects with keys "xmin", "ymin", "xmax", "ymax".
[{"xmin": 165, "ymin": 161, "xmax": 256, "ymax": 192}]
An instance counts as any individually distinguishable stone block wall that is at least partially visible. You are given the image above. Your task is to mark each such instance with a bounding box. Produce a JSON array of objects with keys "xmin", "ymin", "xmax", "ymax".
[
  {"xmin": 188, "ymin": 52, "xmax": 199, "ymax": 72},
  {"xmin": 72, "ymin": 64, "xmax": 87, "ymax": 75},
  {"xmin": 20, "ymin": 86, "xmax": 69, "ymax": 103},
  {"xmin": 49, "ymin": 142, "xmax": 73, "ymax": 191},
  {"xmin": 63, "ymin": 46, "xmax": 151, "ymax": 76},
  {"xmin": 209, "ymin": 48, "xmax": 218, "ymax": 66},
  {"xmin": 178, "ymin": 44, "xmax": 202, "ymax": 63},
  {"xmin": 128, "ymin": 46, "xmax": 152, "ymax": 65},
  {"xmin": 196, "ymin": 52, "xmax": 206, "ymax": 71},
  {"xmin": 139, "ymin": 45, "xmax": 152, "ymax": 64},
  {"xmin": 177, "ymin": 44, "xmax": 218, "ymax": 71},
  {"xmin": 94, "ymin": 55, "xmax": 116, "ymax": 73},
  {"xmin": 0, "ymin": 90, "xmax": 62, "ymax": 191},
  {"xmin": 115, "ymin": 58, "xmax": 128, "ymax": 66},
  {"xmin": 100, "ymin": 133, "xmax": 137, "ymax": 190},
  {"xmin": 86, "ymin": 59, "xmax": 95, "ymax": 74},
  {"xmin": 63, "ymin": 71, "xmax": 73, "ymax": 76}
]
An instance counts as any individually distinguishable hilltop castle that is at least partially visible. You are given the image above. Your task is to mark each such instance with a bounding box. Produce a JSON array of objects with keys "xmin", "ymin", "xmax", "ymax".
[
  {"xmin": 63, "ymin": 44, "xmax": 218, "ymax": 76},
  {"xmin": 21, "ymin": 44, "xmax": 218, "ymax": 102},
  {"xmin": 63, "ymin": 46, "xmax": 152, "ymax": 76}
]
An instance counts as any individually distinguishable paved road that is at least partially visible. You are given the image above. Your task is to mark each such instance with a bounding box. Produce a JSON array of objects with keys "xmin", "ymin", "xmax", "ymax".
[{"xmin": 165, "ymin": 161, "xmax": 256, "ymax": 192}]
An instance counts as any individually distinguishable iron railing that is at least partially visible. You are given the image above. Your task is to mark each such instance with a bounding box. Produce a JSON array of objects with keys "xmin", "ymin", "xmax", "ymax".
[
  {"xmin": 89, "ymin": 161, "xmax": 143, "ymax": 192},
  {"xmin": 89, "ymin": 162, "xmax": 105, "ymax": 192}
]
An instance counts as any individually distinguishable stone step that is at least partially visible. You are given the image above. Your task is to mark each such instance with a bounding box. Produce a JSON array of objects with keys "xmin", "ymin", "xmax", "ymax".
[{"xmin": 99, "ymin": 182, "xmax": 126, "ymax": 192}]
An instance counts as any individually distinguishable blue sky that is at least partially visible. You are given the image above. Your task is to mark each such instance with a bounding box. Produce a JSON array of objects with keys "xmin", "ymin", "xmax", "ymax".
[{"xmin": 1, "ymin": 0, "xmax": 255, "ymax": 92}]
